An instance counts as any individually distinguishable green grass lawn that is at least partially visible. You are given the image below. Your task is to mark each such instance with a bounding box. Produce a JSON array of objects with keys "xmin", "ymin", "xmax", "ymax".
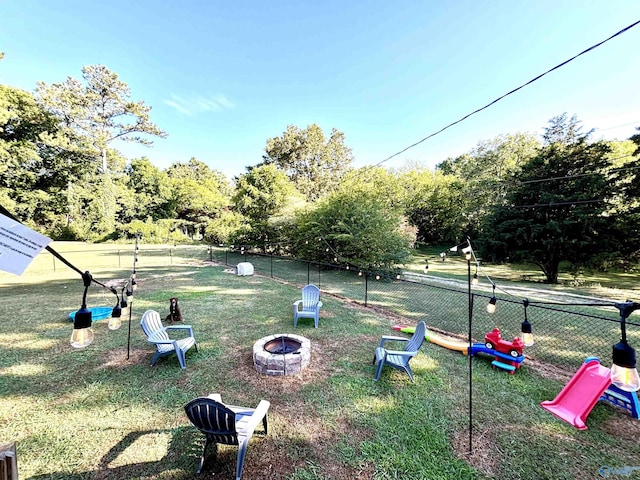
[{"xmin": 1, "ymin": 244, "xmax": 639, "ymax": 479}]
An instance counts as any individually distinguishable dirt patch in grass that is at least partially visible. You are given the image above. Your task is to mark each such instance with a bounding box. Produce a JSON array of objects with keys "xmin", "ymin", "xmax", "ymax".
[
  {"xmin": 451, "ymin": 428, "xmax": 500, "ymax": 478},
  {"xmin": 601, "ymin": 413, "xmax": 640, "ymax": 443},
  {"xmin": 523, "ymin": 356, "xmax": 574, "ymax": 382},
  {"xmin": 99, "ymin": 348, "xmax": 148, "ymax": 369}
]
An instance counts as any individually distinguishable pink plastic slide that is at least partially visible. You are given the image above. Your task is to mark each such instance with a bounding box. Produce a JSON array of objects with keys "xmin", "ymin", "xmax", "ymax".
[{"xmin": 540, "ymin": 358, "xmax": 612, "ymax": 430}]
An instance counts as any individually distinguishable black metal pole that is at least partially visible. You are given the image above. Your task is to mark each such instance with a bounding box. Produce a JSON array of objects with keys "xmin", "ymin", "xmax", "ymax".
[
  {"xmin": 468, "ymin": 257, "xmax": 473, "ymax": 455},
  {"xmin": 307, "ymin": 262, "xmax": 310, "ymax": 285},
  {"xmin": 365, "ymin": 273, "xmax": 369, "ymax": 306},
  {"xmin": 127, "ymin": 297, "xmax": 133, "ymax": 360},
  {"xmin": 126, "ymin": 233, "xmax": 139, "ymax": 360}
]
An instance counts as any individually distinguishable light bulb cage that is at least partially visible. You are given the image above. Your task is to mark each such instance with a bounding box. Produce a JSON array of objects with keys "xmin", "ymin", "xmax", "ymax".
[
  {"xmin": 73, "ymin": 307, "xmax": 92, "ymax": 330},
  {"xmin": 612, "ymin": 340, "xmax": 637, "ymax": 369},
  {"xmin": 487, "ymin": 296, "xmax": 497, "ymax": 313}
]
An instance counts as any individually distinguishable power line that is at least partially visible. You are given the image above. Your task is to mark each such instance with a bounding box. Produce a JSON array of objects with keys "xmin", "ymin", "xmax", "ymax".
[{"xmin": 370, "ymin": 19, "xmax": 640, "ymax": 169}]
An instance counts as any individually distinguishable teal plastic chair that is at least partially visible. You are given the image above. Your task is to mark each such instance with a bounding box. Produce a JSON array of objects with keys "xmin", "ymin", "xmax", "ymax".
[
  {"xmin": 140, "ymin": 309, "xmax": 197, "ymax": 369},
  {"xmin": 184, "ymin": 393, "xmax": 270, "ymax": 479},
  {"xmin": 373, "ymin": 321, "xmax": 426, "ymax": 382},
  {"xmin": 293, "ymin": 284, "xmax": 323, "ymax": 328}
]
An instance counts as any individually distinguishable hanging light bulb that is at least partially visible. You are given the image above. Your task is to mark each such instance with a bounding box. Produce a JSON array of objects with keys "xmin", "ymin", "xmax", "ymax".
[
  {"xmin": 131, "ymin": 278, "xmax": 138, "ymax": 291},
  {"xmin": 120, "ymin": 285, "xmax": 128, "ymax": 309},
  {"xmin": 521, "ymin": 319, "xmax": 534, "ymax": 347},
  {"xmin": 71, "ymin": 271, "xmax": 94, "ymax": 348},
  {"xmin": 71, "ymin": 309, "xmax": 94, "ymax": 348},
  {"xmin": 108, "ymin": 312, "xmax": 122, "ymax": 330},
  {"xmin": 486, "ymin": 297, "xmax": 497, "ymax": 314},
  {"xmin": 109, "ymin": 292, "xmax": 122, "ymax": 330},
  {"xmin": 472, "ymin": 273, "xmax": 479, "ymax": 286},
  {"xmin": 375, "ymin": 274, "xmax": 380, "ymax": 280},
  {"xmin": 487, "ymin": 284, "xmax": 497, "ymax": 313},
  {"xmin": 521, "ymin": 299, "xmax": 534, "ymax": 346},
  {"xmin": 611, "ymin": 302, "xmax": 640, "ymax": 392},
  {"xmin": 610, "ymin": 352, "xmax": 640, "ymax": 392}
]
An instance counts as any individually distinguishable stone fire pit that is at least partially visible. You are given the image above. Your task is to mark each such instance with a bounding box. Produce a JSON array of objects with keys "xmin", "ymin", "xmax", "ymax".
[{"xmin": 253, "ymin": 333, "xmax": 310, "ymax": 376}]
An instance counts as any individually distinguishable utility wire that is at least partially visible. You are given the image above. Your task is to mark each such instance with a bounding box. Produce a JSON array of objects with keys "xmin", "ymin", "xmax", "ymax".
[{"xmin": 370, "ymin": 19, "xmax": 640, "ymax": 169}]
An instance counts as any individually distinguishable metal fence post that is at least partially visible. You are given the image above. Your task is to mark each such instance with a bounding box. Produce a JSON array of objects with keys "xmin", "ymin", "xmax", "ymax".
[
  {"xmin": 307, "ymin": 262, "xmax": 311, "ymax": 285},
  {"xmin": 365, "ymin": 273, "xmax": 369, "ymax": 306}
]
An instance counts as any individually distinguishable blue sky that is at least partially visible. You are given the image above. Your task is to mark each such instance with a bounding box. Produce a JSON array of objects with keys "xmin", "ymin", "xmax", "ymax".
[{"xmin": 1, "ymin": 1, "xmax": 639, "ymax": 179}]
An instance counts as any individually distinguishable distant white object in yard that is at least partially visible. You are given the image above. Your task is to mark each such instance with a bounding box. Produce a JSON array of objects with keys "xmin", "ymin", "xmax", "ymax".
[{"xmin": 236, "ymin": 262, "xmax": 254, "ymax": 276}]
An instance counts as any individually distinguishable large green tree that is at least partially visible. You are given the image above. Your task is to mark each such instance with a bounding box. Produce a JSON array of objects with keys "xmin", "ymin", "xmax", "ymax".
[
  {"xmin": 0, "ymin": 84, "xmax": 83, "ymax": 232},
  {"xmin": 400, "ymin": 168, "xmax": 468, "ymax": 244},
  {"xmin": 232, "ymin": 163, "xmax": 304, "ymax": 246},
  {"xmin": 36, "ymin": 64, "xmax": 167, "ymax": 173},
  {"xmin": 262, "ymin": 123, "xmax": 353, "ymax": 201},
  {"xmin": 480, "ymin": 114, "xmax": 620, "ymax": 283},
  {"xmin": 165, "ymin": 158, "xmax": 230, "ymax": 238},
  {"xmin": 126, "ymin": 157, "xmax": 173, "ymax": 220},
  {"xmin": 436, "ymin": 133, "xmax": 540, "ymax": 240},
  {"xmin": 292, "ymin": 167, "xmax": 414, "ymax": 270}
]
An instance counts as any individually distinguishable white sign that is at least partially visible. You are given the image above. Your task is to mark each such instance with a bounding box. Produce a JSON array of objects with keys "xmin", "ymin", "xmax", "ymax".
[{"xmin": 0, "ymin": 213, "xmax": 52, "ymax": 275}]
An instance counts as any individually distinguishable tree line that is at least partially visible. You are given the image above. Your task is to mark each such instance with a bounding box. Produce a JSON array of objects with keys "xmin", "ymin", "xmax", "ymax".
[{"xmin": 2, "ymin": 62, "xmax": 639, "ymax": 283}]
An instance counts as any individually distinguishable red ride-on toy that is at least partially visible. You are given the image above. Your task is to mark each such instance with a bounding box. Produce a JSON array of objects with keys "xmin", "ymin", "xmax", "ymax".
[{"xmin": 484, "ymin": 328, "xmax": 524, "ymax": 358}]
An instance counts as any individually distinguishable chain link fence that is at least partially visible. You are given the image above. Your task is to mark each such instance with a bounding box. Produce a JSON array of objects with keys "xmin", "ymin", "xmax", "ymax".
[
  {"xmin": 25, "ymin": 243, "xmax": 640, "ymax": 375},
  {"xmin": 223, "ymin": 248, "xmax": 640, "ymax": 375}
]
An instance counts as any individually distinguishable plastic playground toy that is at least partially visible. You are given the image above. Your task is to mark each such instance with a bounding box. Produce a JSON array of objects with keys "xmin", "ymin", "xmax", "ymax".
[
  {"xmin": 392, "ymin": 324, "xmax": 525, "ymax": 374},
  {"xmin": 541, "ymin": 357, "xmax": 639, "ymax": 430},
  {"xmin": 68, "ymin": 306, "xmax": 113, "ymax": 322}
]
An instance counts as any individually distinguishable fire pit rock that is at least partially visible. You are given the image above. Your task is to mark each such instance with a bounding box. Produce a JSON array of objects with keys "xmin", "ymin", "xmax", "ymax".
[{"xmin": 253, "ymin": 333, "xmax": 311, "ymax": 376}]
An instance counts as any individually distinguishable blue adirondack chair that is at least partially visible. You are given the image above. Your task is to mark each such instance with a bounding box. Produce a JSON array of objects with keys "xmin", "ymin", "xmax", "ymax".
[
  {"xmin": 140, "ymin": 309, "xmax": 198, "ymax": 369},
  {"xmin": 373, "ymin": 321, "xmax": 426, "ymax": 382},
  {"xmin": 184, "ymin": 393, "xmax": 270, "ymax": 479},
  {"xmin": 293, "ymin": 284, "xmax": 323, "ymax": 328}
]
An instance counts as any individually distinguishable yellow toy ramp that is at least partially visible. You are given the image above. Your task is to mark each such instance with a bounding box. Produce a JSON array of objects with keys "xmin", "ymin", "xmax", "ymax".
[
  {"xmin": 426, "ymin": 330, "xmax": 469, "ymax": 355},
  {"xmin": 392, "ymin": 324, "xmax": 469, "ymax": 355}
]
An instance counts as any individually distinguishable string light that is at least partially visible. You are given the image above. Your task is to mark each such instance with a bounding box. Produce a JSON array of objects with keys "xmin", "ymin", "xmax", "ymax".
[
  {"xmin": 520, "ymin": 299, "xmax": 534, "ymax": 346},
  {"xmin": 487, "ymin": 284, "xmax": 497, "ymax": 314}
]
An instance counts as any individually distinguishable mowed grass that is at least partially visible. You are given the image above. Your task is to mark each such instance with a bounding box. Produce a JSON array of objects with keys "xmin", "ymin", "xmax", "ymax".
[{"xmin": 1, "ymin": 243, "xmax": 639, "ymax": 480}]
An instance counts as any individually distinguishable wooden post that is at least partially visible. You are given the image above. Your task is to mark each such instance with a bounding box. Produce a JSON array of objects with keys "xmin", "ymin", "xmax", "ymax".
[{"xmin": 0, "ymin": 442, "xmax": 18, "ymax": 480}]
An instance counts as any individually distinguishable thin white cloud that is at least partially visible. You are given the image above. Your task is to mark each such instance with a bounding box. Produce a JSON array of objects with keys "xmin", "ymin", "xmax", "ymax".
[{"xmin": 164, "ymin": 94, "xmax": 235, "ymax": 116}]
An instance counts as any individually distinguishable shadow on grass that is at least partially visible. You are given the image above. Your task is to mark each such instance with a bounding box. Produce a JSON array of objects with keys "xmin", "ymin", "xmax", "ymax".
[{"xmin": 27, "ymin": 427, "xmax": 198, "ymax": 480}]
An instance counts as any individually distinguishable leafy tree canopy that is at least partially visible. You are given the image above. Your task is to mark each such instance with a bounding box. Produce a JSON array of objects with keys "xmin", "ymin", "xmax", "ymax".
[
  {"xmin": 293, "ymin": 188, "xmax": 414, "ymax": 271},
  {"xmin": 480, "ymin": 114, "xmax": 619, "ymax": 283},
  {"xmin": 36, "ymin": 64, "xmax": 167, "ymax": 172},
  {"xmin": 262, "ymin": 123, "xmax": 353, "ymax": 201}
]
